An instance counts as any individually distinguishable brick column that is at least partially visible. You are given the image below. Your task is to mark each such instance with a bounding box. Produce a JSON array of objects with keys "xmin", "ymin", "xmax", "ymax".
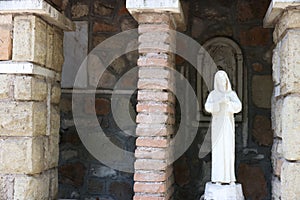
[
  {"xmin": 264, "ymin": 1, "xmax": 300, "ymax": 199},
  {"xmin": 127, "ymin": 1, "xmax": 185, "ymax": 199},
  {"xmin": 0, "ymin": 1, "xmax": 74, "ymax": 199}
]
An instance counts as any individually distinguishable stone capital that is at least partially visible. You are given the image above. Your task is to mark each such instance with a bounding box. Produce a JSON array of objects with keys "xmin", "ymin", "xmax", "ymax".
[
  {"xmin": 0, "ymin": 0, "xmax": 74, "ymax": 31},
  {"xmin": 126, "ymin": 0, "xmax": 186, "ymax": 31}
]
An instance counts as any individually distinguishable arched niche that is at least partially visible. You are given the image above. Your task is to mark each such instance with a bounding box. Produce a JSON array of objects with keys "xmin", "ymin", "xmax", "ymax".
[{"xmin": 197, "ymin": 37, "xmax": 245, "ymax": 124}]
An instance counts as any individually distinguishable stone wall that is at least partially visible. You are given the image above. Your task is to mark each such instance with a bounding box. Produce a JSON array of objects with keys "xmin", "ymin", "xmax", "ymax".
[
  {"xmin": 58, "ymin": 0, "xmax": 138, "ymax": 199},
  {"xmin": 0, "ymin": 1, "xmax": 72, "ymax": 198}
]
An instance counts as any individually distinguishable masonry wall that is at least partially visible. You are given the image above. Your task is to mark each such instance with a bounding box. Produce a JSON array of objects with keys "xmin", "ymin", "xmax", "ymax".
[
  {"xmin": 57, "ymin": 0, "xmax": 274, "ymax": 199},
  {"xmin": 57, "ymin": 0, "xmax": 138, "ymax": 199}
]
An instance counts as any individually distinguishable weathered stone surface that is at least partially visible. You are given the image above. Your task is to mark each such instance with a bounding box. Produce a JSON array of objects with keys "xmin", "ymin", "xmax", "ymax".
[
  {"xmin": 13, "ymin": 15, "xmax": 47, "ymax": 66},
  {"xmin": 279, "ymin": 30, "xmax": 300, "ymax": 95},
  {"xmin": 252, "ymin": 115, "xmax": 273, "ymax": 146},
  {"xmin": 44, "ymin": 136, "xmax": 59, "ymax": 169},
  {"xmin": 0, "ymin": 102, "xmax": 46, "ymax": 136},
  {"xmin": 0, "ymin": 15, "xmax": 12, "ymax": 60},
  {"xmin": 0, "ymin": 175, "xmax": 14, "ymax": 200},
  {"xmin": 271, "ymin": 97, "xmax": 282, "ymax": 138},
  {"xmin": 0, "ymin": 137, "xmax": 44, "ymax": 174},
  {"xmin": 71, "ymin": 2, "xmax": 89, "ymax": 18},
  {"xmin": 14, "ymin": 172, "xmax": 50, "ymax": 200},
  {"xmin": 252, "ymin": 75, "xmax": 273, "ymax": 108},
  {"xmin": 0, "ymin": 75, "xmax": 11, "ymax": 99},
  {"xmin": 14, "ymin": 76, "xmax": 47, "ymax": 101},
  {"xmin": 52, "ymin": 27, "xmax": 64, "ymax": 72},
  {"xmin": 51, "ymin": 84, "xmax": 61, "ymax": 104},
  {"xmin": 237, "ymin": 163, "xmax": 267, "ymax": 200},
  {"xmin": 49, "ymin": 169, "xmax": 58, "ymax": 199},
  {"xmin": 239, "ymin": 26, "xmax": 271, "ymax": 46},
  {"xmin": 272, "ymin": 176, "xmax": 281, "ymax": 200},
  {"xmin": 282, "ymin": 96, "xmax": 300, "ymax": 160},
  {"xmin": 281, "ymin": 161, "xmax": 300, "ymax": 200},
  {"xmin": 46, "ymin": 25, "xmax": 54, "ymax": 70},
  {"xmin": 50, "ymin": 106, "xmax": 60, "ymax": 136}
]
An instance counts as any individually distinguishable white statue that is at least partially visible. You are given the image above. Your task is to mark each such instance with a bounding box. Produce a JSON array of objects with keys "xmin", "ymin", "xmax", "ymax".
[{"xmin": 204, "ymin": 70, "xmax": 242, "ymax": 184}]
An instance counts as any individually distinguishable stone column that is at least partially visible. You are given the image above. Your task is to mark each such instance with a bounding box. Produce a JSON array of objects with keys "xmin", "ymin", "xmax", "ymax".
[
  {"xmin": 126, "ymin": 1, "xmax": 185, "ymax": 199},
  {"xmin": 264, "ymin": 1, "xmax": 300, "ymax": 199},
  {"xmin": 0, "ymin": 1, "xmax": 74, "ymax": 199}
]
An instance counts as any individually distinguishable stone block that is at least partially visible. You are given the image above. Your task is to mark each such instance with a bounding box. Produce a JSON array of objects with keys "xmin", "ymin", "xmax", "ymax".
[
  {"xmin": 49, "ymin": 169, "xmax": 58, "ymax": 199},
  {"xmin": 252, "ymin": 75, "xmax": 273, "ymax": 108},
  {"xmin": 272, "ymin": 176, "xmax": 281, "ymax": 199},
  {"xmin": 0, "ymin": 75, "xmax": 11, "ymax": 99},
  {"xmin": 282, "ymin": 96, "xmax": 300, "ymax": 160},
  {"xmin": 139, "ymin": 67, "xmax": 171, "ymax": 79},
  {"xmin": 279, "ymin": 30, "xmax": 300, "ymax": 95},
  {"xmin": 0, "ymin": 15, "xmax": 13, "ymax": 60},
  {"xmin": 0, "ymin": 137, "xmax": 44, "ymax": 174},
  {"xmin": 0, "ymin": 102, "xmax": 46, "ymax": 136},
  {"xmin": 50, "ymin": 106, "xmax": 60, "ymax": 136},
  {"xmin": 51, "ymin": 84, "xmax": 61, "ymax": 104},
  {"xmin": 44, "ymin": 136, "xmax": 59, "ymax": 169},
  {"xmin": 52, "ymin": 27, "xmax": 64, "ymax": 72},
  {"xmin": 71, "ymin": 2, "xmax": 89, "ymax": 18},
  {"xmin": 271, "ymin": 97, "xmax": 282, "ymax": 138},
  {"xmin": 281, "ymin": 161, "xmax": 300, "ymax": 200},
  {"xmin": 0, "ymin": 175, "xmax": 14, "ymax": 200},
  {"xmin": 46, "ymin": 25, "xmax": 54, "ymax": 70},
  {"xmin": 137, "ymin": 13, "xmax": 171, "ymax": 24},
  {"xmin": 13, "ymin": 15, "xmax": 47, "ymax": 66},
  {"xmin": 14, "ymin": 172, "xmax": 50, "ymax": 200},
  {"xmin": 14, "ymin": 76, "xmax": 47, "ymax": 101}
]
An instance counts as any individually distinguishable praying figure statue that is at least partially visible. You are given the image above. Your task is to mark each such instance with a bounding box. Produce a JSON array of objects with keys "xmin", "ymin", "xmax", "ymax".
[{"xmin": 204, "ymin": 70, "xmax": 242, "ymax": 184}]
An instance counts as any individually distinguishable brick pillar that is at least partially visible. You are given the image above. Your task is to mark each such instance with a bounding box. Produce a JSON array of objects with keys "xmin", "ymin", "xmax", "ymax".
[
  {"xmin": 264, "ymin": 1, "xmax": 300, "ymax": 199},
  {"xmin": 126, "ymin": 1, "xmax": 186, "ymax": 199},
  {"xmin": 0, "ymin": 1, "xmax": 74, "ymax": 199}
]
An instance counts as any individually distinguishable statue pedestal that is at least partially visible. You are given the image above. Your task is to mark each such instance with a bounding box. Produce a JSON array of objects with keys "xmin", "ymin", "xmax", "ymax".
[{"xmin": 202, "ymin": 182, "xmax": 244, "ymax": 200}]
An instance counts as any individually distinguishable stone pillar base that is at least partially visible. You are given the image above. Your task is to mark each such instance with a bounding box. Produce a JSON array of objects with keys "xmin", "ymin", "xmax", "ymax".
[{"xmin": 202, "ymin": 182, "xmax": 244, "ymax": 200}]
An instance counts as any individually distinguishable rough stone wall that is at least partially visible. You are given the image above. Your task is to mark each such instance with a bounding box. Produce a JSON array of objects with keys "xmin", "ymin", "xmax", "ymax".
[
  {"xmin": 173, "ymin": 0, "xmax": 274, "ymax": 200},
  {"xmin": 270, "ymin": 8, "xmax": 300, "ymax": 200},
  {"xmin": 58, "ymin": 0, "xmax": 138, "ymax": 199},
  {"xmin": 0, "ymin": 13, "xmax": 64, "ymax": 199}
]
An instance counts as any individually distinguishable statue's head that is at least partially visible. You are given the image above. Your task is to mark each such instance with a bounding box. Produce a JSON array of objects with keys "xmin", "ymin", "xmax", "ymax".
[{"xmin": 214, "ymin": 70, "xmax": 232, "ymax": 93}]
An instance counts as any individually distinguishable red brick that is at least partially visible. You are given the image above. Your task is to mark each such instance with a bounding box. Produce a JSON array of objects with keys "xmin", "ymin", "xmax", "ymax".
[
  {"xmin": 0, "ymin": 15, "xmax": 12, "ymax": 60},
  {"xmin": 139, "ymin": 67, "xmax": 171, "ymax": 79},
  {"xmin": 136, "ymin": 113, "xmax": 175, "ymax": 125},
  {"xmin": 135, "ymin": 147, "xmax": 167, "ymax": 160},
  {"xmin": 138, "ymin": 24, "xmax": 172, "ymax": 34},
  {"xmin": 136, "ymin": 137, "xmax": 169, "ymax": 148},
  {"xmin": 138, "ymin": 91, "xmax": 175, "ymax": 103},
  {"xmin": 133, "ymin": 196, "xmax": 166, "ymax": 200},
  {"xmin": 138, "ymin": 55, "xmax": 173, "ymax": 68},
  {"xmin": 134, "ymin": 182, "xmax": 166, "ymax": 193},
  {"xmin": 139, "ymin": 42, "xmax": 174, "ymax": 54},
  {"xmin": 93, "ymin": 21, "xmax": 118, "ymax": 33},
  {"xmin": 134, "ymin": 168, "xmax": 172, "ymax": 182},
  {"xmin": 138, "ymin": 78, "xmax": 174, "ymax": 91},
  {"xmin": 239, "ymin": 26, "xmax": 271, "ymax": 46},
  {"xmin": 136, "ymin": 124, "xmax": 174, "ymax": 137},
  {"xmin": 137, "ymin": 13, "xmax": 171, "ymax": 24},
  {"xmin": 137, "ymin": 102, "xmax": 174, "ymax": 114},
  {"xmin": 135, "ymin": 159, "xmax": 167, "ymax": 170}
]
